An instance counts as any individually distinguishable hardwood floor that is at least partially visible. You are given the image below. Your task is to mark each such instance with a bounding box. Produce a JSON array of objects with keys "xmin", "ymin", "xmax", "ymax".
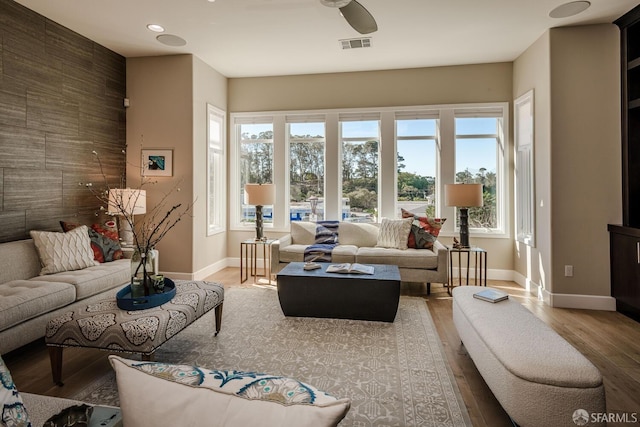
[{"xmin": 4, "ymin": 268, "xmax": 640, "ymax": 426}]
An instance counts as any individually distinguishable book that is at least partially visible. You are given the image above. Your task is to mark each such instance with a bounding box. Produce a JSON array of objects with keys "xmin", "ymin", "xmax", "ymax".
[
  {"xmin": 326, "ymin": 263, "xmax": 374, "ymax": 275},
  {"xmin": 473, "ymin": 289, "xmax": 509, "ymax": 303}
]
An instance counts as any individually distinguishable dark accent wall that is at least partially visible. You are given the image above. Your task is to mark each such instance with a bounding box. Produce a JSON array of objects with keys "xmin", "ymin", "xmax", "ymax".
[{"xmin": 0, "ymin": 0, "xmax": 126, "ymax": 242}]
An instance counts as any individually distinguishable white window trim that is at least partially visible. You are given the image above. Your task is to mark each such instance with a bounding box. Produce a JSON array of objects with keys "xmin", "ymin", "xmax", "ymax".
[
  {"xmin": 514, "ymin": 90, "xmax": 535, "ymax": 247},
  {"xmin": 230, "ymin": 103, "xmax": 510, "ymax": 239},
  {"xmin": 207, "ymin": 104, "xmax": 226, "ymax": 236}
]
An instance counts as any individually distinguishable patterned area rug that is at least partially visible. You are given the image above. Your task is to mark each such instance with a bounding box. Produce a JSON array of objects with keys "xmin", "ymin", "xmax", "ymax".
[{"xmin": 73, "ymin": 287, "xmax": 472, "ymax": 427}]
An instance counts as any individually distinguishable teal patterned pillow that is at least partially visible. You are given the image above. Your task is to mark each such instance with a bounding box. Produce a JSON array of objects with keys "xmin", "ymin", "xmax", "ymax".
[
  {"xmin": 109, "ymin": 355, "xmax": 350, "ymax": 427},
  {"xmin": 130, "ymin": 363, "xmax": 329, "ymax": 405},
  {"xmin": 0, "ymin": 356, "xmax": 31, "ymax": 427}
]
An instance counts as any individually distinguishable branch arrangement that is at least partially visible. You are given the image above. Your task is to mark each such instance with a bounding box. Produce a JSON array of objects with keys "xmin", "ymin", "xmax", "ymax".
[{"xmin": 82, "ymin": 150, "xmax": 194, "ymax": 294}]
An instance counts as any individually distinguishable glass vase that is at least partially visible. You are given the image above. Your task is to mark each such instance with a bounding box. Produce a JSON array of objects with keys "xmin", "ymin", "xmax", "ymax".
[{"xmin": 130, "ymin": 248, "xmax": 158, "ymax": 297}]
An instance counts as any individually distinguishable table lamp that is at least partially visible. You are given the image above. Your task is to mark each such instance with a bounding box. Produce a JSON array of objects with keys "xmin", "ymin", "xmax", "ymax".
[
  {"xmin": 444, "ymin": 183, "xmax": 483, "ymax": 248},
  {"xmin": 244, "ymin": 183, "xmax": 275, "ymax": 240},
  {"xmin": 108, "ymin": 188, "xmax": 146, "ymax": 247}
]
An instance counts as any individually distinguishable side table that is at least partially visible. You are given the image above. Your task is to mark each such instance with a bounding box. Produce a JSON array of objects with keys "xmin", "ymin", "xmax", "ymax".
[
  {"xmin": 240, "ymin": 239, "xmax": 275, "ymax": 284},
  {"xmin": 447, "ymin": 246, "xmax": 487, "ymax": 295}
]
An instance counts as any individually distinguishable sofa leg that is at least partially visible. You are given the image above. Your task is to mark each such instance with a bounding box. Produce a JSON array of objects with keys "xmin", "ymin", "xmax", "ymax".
[{"xmin": 426, "ymin": 283, "xmax": 431, "ymax": 295}]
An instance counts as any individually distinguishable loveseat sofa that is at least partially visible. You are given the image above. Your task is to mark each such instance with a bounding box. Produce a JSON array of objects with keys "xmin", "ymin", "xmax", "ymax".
[
  {"xmin": 271, "ymin": 221, "xmax": 448, "ymax": 293},
  {"xmin": 0, "ymin": 230, "xmax": 130, "ymax": 355}
]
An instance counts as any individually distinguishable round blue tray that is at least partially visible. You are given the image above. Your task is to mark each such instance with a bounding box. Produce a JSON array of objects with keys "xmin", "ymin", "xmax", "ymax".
[{"xmin": 116, "ymin": 278, "xmax": 176, "ymax": 310}]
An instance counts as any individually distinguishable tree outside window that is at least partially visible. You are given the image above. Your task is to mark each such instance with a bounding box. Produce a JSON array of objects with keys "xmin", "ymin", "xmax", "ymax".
[
  {"xmin": 455, "ymin": 117, "xmax": 499, "ymax": 229},
  {"xmin": 288, "ymin": 122, "xmax": 325, "ymax": 221},
  {"xmin": 396, "ymin": 119, "xmax": 437, "ymax": 218},
  {"xmin": 341, "ymin": 120, "xmax": 380, "ymax": 223},
  {"xmin": 240, "ymin": 123, "xmax": 273, "ymax": 225}
]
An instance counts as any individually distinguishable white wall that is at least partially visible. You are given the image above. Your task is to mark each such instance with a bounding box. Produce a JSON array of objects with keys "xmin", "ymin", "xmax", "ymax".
[
  {"xmin": 513, "ymin": 25, "xmax": 621, "ymax": 309},
  {"xmin": 127, "ymin": 54, "xmax": 228, "ymax": 278},
  {"xmin": 191, "ymin": 56, "xmax": 228, "ymax": 278}
]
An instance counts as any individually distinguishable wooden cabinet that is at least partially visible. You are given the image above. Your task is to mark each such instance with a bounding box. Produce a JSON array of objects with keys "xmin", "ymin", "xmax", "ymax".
[
  {"xmin": 608, "ymin": 225, "xmax": 640, "ymax": 321},
  {"xmin": 610, "ymin": 7, "xmax": 640, "ymax": 322},
  {"xmin": 616, "ymin": 5, "xmax": 640, "ymax": 228}
]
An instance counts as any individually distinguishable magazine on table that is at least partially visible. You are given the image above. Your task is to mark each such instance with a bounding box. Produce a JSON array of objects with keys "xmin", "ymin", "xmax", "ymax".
[
  {"xmin": 326, "ymin": 263, "xmax": 374, "ymax": 275},
  {"xmin": 473, "ymin": 289, "xmax": 509, "ymax": 303}
]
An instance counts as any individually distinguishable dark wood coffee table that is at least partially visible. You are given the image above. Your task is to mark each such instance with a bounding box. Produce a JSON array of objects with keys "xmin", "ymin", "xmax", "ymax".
[{"xmin": 276, "ymin": 262, "xmax": 401, "ymax": 322}]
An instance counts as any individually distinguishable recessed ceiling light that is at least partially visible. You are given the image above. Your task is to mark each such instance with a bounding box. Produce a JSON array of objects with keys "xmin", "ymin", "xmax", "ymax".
[
  {"xmin": 147, "ymin": 24, "xmax": 165, "ymax": 33},
  {"xmin": 156, "ymin": 34, "xmax": 187, "ymax": 47},
  {"xmin": 549, "ymin": 1, "xmax": 591, "ymax": 19}
]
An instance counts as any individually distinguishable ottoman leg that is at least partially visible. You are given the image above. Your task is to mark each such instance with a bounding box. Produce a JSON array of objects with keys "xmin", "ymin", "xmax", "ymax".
[
  {"xmin": 214, "ymin": 302, "xmax": 224, "ymax": 336},
  {"xmin": 48, "ymin": 347, "xmax": 64, "ymax": 386}
]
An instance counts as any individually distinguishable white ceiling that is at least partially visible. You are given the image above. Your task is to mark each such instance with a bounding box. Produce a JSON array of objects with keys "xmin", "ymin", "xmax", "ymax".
[{"xmin": 14, "ymin": 0, "xmax": 640, "ymax": 78}]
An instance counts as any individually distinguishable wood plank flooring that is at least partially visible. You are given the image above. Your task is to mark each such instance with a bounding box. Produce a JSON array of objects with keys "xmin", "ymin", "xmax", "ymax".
[{"xmin": 4, "ymin": 268, "xmax": 640, "ymax": 426}]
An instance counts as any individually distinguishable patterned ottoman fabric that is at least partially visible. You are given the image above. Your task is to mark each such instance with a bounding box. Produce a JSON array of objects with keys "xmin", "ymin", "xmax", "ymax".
[{"xmin": 45, "ymin": 280, "xmax": 224, "ymax": 355}]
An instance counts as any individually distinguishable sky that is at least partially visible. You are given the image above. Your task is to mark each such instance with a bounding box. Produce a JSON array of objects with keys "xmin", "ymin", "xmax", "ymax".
[{"xmin": 241, "ymin": 118, "xmax": 498, "ymax": 179}]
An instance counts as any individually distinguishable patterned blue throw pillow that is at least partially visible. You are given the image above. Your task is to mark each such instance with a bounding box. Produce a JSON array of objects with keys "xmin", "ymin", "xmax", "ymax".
[
  {"xmin": 109, "ymin": 355, "xmax": 351, "ymax": 427},
  {"xmin": 0, "ymin": 356, "xmax": 31, "ymax": 427}
]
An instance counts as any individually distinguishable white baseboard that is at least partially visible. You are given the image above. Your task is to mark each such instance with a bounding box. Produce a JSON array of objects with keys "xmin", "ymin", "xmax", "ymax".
[
  {"xmin": 548, "ymin": 293, "xmax": 616, "ymax": 311},
  {"xmin": 512, "ymin": 271, "xmax": 615, "ymax": 311},
  {"xmin": 160, "ymin": 258, "xmax": 230, "ymax": 282}
]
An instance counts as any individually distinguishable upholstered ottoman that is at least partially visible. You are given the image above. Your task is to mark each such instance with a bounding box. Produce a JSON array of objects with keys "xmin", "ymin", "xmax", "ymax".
[
  {"xmin": 45, "ymin": 280, "xmax": 224, "ymax": 385},
  {"xmin": 452, "ymin": 286, "xmax": 606, "ymax": 427}
]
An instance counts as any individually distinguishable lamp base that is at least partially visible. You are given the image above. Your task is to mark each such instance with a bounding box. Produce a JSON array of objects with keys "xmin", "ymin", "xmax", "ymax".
[
  {"xmin": 459, "ymin": 207, "xmax": 470, "ymax": 248},
  {"xmin": 255, "ymin": 205, "xmax": 264, "ymax": 240},
  {"xmin": 119, "ymin": 218, "xmax": 134, "ymax": 247}
]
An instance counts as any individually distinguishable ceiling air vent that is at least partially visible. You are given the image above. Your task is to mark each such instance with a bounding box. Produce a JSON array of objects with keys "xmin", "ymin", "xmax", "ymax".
[{"xmin": 340, "ymin": 37, "xmax": 372, "ymax": 50}]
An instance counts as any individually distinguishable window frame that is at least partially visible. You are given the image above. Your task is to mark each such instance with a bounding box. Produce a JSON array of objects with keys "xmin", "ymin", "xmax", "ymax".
[
  {"xmin": 230, "ymin": 103, "xmax": 510, "ymax": 239},
  {"xmin": 206, "ymin": 104, "xmax": 226, "ymax": 236},
  {"xmin": 452, "ymin": 110, "xmax": 506, "ymax": 235},
  {"xmin": 514, "ymin": 90, "xmax": 535, "ymax": 246}
]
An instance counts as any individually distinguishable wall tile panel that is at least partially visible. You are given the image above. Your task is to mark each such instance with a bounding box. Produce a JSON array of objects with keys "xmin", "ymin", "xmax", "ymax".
[
  {"xmin": 0, "ymin": 126, "xmax": 46, "ymax": 169},
  {"xmin": 0, "ymin": 211, "xmax": 26, "ymax": 241},
  {"xmin": 0, "ymin": 79, "xmax": 27, "ymax": 127},
  {"xmin": 45, "ymin": 134, "xmax": 94, "ymax": 172},
  {"xmin": 4, "ymin": 169, "xmax": 62, "ymax": 211},
  {"xmin": 0, "ymin": 0, "xmax": 125, "ymax": 243},
  {"xmin": 45, "ymin": 20, "xmax": 93, "ymax": 72},
  {"xmin": 26, "ymin": 89, "xmax": 79, "ymax": 135}
]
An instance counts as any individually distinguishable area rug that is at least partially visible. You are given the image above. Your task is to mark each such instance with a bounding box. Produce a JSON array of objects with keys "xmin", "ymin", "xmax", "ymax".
[{"xmin": 73, "ymin": 287, "xmax": 472, "ymax": 427}]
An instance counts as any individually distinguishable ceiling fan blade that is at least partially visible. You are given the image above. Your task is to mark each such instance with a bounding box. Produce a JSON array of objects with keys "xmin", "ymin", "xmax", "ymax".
[{"xmin": 339, "ymin": 0, "xmax": 377, "ymax": 34}]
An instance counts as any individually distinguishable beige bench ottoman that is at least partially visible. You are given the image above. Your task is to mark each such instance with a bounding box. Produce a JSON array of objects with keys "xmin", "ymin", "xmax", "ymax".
[
  {"xmin": 452, "ymin": 286, "xmax": 606, "ymax": 427},
  {"xmin": 45, "ymin": 280, "xmax": 224, "ymax": 385}
]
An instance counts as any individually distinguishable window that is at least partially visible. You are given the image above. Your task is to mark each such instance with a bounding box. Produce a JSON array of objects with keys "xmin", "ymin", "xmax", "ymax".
[
  {"xmin": 395, "ymin": 117, "xmax": 437, "ymax": 218},
  {"xmin": 454, "ymin": 114, "xmax": 503, "ymax": 231},
  {"xmin": 341, "ymin": 118, "xmax": 380, "ymax": 223},
  {"xmin": 288, "ymin": 120, "xmax": 325, "ymax": 222},
  {"xmin": 207, "ymin": 104, "xmax": 225, "ymax": 236},
  {"xmin": 514, "ymin": 90, "xmax": 535, "ymax": 246},
  {"xmin": 230, "ymin": 103, "xmax": 509, "ymax": 237},
  {"xmin": 239, "ymin": 121, "xmax": 274, "ymax": 226}
]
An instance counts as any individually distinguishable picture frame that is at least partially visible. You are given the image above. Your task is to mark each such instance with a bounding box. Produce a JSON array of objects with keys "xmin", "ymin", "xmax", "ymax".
[{"xmin": 142, "ymin": 149, "xmax": 173, "ymax": 177}]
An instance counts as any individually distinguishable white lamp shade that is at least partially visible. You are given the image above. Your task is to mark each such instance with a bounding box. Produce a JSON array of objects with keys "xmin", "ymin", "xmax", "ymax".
[
  {"xmin": 444, "ymin": 184, "xmax": 483, "ymax": 207},
  {"xmin": 244, "ymin": 184, "xmax": 275, "ymax": 206},
  {"xmin": 108, "ymin": 189, "xmax": 147, "ymax": 215}
]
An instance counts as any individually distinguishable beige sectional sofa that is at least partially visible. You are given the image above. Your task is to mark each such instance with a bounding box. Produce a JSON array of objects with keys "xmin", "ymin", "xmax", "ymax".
[
  {"xmin": 0, "ymin": 238, "xmax": 130, "ymax": 355},
  {"xmin": 271, "ymin": 221, "xmax": 448, "ymax": 293}
]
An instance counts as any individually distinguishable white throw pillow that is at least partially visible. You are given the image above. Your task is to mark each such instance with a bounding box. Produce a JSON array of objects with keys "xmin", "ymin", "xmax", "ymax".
[
  {"xmin": 0, "ymin": 355, "xmax": 31, "ymax": 427},
  {"xmin": 375, "ymin": 217, "xmax": 413, "ymax": 250},
  {"xmin": 109, "ymin": 356, "xmax": 350, "ymax": 427},
  {"xmin": 30, "ymin": 226, "xmax": 97, "ymax": 275}
]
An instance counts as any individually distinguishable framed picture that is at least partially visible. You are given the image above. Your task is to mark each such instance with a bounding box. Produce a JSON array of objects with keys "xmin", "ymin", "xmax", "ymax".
[{"xmin": 142, "ymin": 149, "xmax": 173, "ymax": 177}]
